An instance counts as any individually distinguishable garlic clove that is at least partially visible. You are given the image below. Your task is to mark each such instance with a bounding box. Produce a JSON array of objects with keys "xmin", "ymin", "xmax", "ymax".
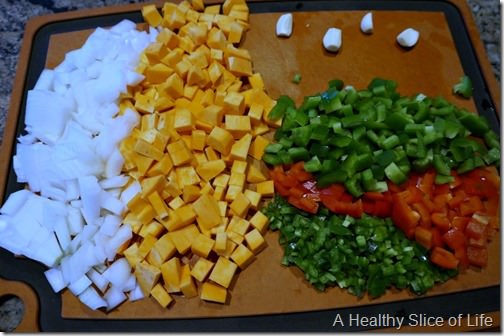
[
  {"xmin": 397, "ymin": 28, "xmax": 420, "ymax": 48},
  {"xmin": 276, "ymin": 13, "xmax": 293, "ymax": 37},
  {"xmin": 360, "ymin": 12, "xmax": 373, "ymax": 34},
  {"xmin": 323, "ymin": 27, "xmax": 342, "ymax": 52}
]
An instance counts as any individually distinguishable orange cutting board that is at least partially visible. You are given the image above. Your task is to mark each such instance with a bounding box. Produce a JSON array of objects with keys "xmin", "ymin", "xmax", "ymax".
[{"xmin": 0, "ymin": 0, "xmax": 500, "ymax": 331}]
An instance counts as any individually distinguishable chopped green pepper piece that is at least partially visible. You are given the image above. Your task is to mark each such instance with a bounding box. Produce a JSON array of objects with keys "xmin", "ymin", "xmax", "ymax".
[
  {"xmin": 262, "ymin": 153, "xmax": 282, "ymax": 166},
  {"xmin": 268, "ymin": 95, "xmax": 295, "ymax": 121},
  {"xmin": 453, "ymin": 75, "xmax": 473, "ymax": 98},
  {"xmin": 304, "ymin": 156, "xmax": 322, "ymax": 172},
  {"xmin": 458, "ymin": 112, "xmax": 489, "ymax": 136},
  {"xmin": 292, "ymin": 73, "xmax": 302, "ymax": 84},
  {"xmin": 384, "ymin": 162, "xmax": 407, "ymax": 185},
  {"xmin": 328, "ymin": 79, "xmax": 344, "ymax": 90},
  {"xmin": 264, "ymin": 143, "xmax": 283, "ymax": 154}
]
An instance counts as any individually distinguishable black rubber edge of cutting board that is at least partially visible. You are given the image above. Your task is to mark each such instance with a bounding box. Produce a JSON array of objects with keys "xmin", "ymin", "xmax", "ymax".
[{"xmin": 0, "ymin": 0, "xmax": 500, "ymax": 332}]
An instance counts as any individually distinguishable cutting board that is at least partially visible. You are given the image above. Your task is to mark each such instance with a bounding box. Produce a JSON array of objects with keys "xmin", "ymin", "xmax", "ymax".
[{"xmin": 0, "ymin": 0, "xmax": 500, "ymax": 331}]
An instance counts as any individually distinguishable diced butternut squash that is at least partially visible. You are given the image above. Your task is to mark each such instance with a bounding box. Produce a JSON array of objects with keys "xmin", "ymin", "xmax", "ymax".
[
  {"xmin": 147, "ymin": 233, "xmax": 177, "ymax": 266},
  {"xmin": 162, "ymin": 73, "xmax": 185, "ymax": 98},
  {"xmin": 245, "ymin": 228, "xmax": 267, "ymax": 253},
  {"xmin": 142, "ymin": 4, "xmax": 163, "ymax": 27},
  {"xmin": 214, "ymin": 232, "xmax": 228, "ymax": 253},
  {"xmin": 230, "ymin": 133, "xmax": 252, "ymax": 161},
  {"xmin": 139, "ymin": 220, "xmax": 164, "ymax": 239},
  {"xmin": 135, "ymin": 261, "xmax": 161, "ymax": 296},
  {"xmin": 138, "ymin": 234, "xmax": 157, "ymax": 258},
  {"xmin": 196, "ymin": 160, "xmax": 226, "ymax": 181},
  {"xmin": 124, "ymin": 243, "xmax": 143, "ymax": 267},
  {"xmin": 223, "ymin": 92, "xmax": 245, "ymax": 115},
  {"xmin": 151, "ymin": 283, "xmax": 173, "ymax": 308},
  {"xmin": 174, "ymin": 108, "xmax": 194, "ymax": 132},
  {"xmin": 180, "ymin": 264, "xmax": 198, "ymax": 298},
  {"xmin": 249, "ymin": 135, "xmax": 270, "ymax": 160},
  {"xmin": 176, "ymin": 166, "xmax": 201, "ymax": 187},
  {"xmin": 191, "ymin": 233, "xmax": 215, "ymax": 258},
  {"xmin": 182, "ymin": 184, "xmax": 201, "ymax": 203},
  {"xmin": 190, "ymin": 258, "xmax": 215, "ymax": 282},
  {"xmin": 120, "ymin": 0, "xmax": 278, "ymax": 310},
  {"xmin": 209, "ymin": 257, "xmax": 238, "ymax": 288},
  {"xmin": 255, "ymin": 180, "xmax": 275, "ymax": 196},
  {"xmin": 227, "ymin": 216, "xmax": 250, "ymax": 236},
  {"xmin": 244, "ymin": 189, "xmax": 261, "ymax": 209},
  {"xmin": 192, "ymin": 194, "xmax": 222, "ymax": 230},
  {"xmin": 225, "ymin": 115, "xmax": 250, "ymax": 138},
  {"xmin": 207, "ymin": 127, "xmax": 234, "ymax": 155},
  {"xmin": 249, "ymin": 210, "xmax": 269, "ymax": 234},
  {"xmin": 200, "ymin": 282, "xmax": 227, "ymax": 303},
  {"xmin": 229, "ymin": 192, "xmax": 250, "ymax": 217},
  {"xmin": 167, "ymin": 139, "xmax": 193, "ymax": 166},
  {"xmin": 230, "ymin": 244, "xmax": 255, "ymax": 269},
  {"xmin": 160, "ymin": 257, "xmax": 182, "ymax": 293},
  {"xmin": 226, "ymin": 56, "xmax": 252, "ymax": 76},
  {"xmin": 246, "ymin": 163, "xmax": 267, "ymax": 183}
]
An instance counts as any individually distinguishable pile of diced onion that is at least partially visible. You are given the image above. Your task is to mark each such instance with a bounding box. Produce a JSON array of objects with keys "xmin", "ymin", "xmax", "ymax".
[{"xmin": 0, "ymin": 20, "xmax": 157, "ymax": 310}]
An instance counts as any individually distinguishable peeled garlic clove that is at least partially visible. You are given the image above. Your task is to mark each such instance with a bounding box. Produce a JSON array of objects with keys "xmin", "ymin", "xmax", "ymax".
[
  {"xmin": 397, "ymin": 28, "xmax": 420, "ymax": 48},
  {"xmin": 323, "ymin": 27, "xmax": 342, "ymax": 52},
  {"xmin": 360, "ymin": 12, "xmax": 373, "ymax": 34},
  {"xmin": 276, "ymin": 13, "xmax": 293, "ymax": 37}
]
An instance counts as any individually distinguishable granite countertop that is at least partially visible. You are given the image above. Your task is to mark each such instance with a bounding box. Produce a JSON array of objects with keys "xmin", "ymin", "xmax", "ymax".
[{"xmin": 0, "ymin": 0, "xmax": 501, "ymax": 332}]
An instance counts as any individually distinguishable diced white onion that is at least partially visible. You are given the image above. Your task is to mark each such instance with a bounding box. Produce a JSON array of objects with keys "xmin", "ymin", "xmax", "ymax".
[
  {"xmin": 44, "ymin": 268, "xmax": 68, "ymax": 293},
  {"xmin": 78, "ymin": 286, "xmax": 108, "ymax": 310},
  {"xmin": 68, "ymin": 275, "xmax": 92, "ymax": 296},
  {"xmin": 104, "ymin": 286, "xmax": 127, "ymax": 311}
]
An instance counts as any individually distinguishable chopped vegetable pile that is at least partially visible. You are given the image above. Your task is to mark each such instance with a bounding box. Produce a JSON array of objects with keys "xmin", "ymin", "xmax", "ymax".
[
  {"xmin": 264, "ymin": 78, "xmax": 499, "ymax": 194},
  {"xmin": 263, "ymin": 78, "xmax": 500, "ymax": 298},
  {"xmin": 264, "ymin": 195, "xmax": 456, "ymax": 297}
]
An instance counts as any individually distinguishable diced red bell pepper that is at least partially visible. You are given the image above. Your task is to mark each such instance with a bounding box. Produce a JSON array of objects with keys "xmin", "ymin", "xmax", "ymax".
[
  {"xmin": 442, "ymin": 228, "xmax": 466, "ymax": 250},
  {"xmin": 467, "ymin": 246, "xmax": 488, "ymax": 267},
  {"xmin": 432, "ymin": 194, "xmax": 451, "ymax": 213},
  {"xmin": 430, "ymin": 227, "xmax": 444, "ymax": 248},
  {"xmin": 363, "ymin": 191, "xmax": 385, "ymax": 201},
  {"xmin": 449, "ymin": 171, "xmax": 463, "ymax": 189},
  {"xmin": 447, "ymin": 189, "xmax": 466, "ymax": 209},
  {"xmin": 417, "ymin": 169, "xmax": 436, "ymax": 196},
  {"xmin": 287, "ymin": 195, "xmax": 318, "ymax": 214},
  {"xmin": 415, "ymin": 226, "xmax": 433, "ymax": 250},
  {"xmin": 278, "ymin": 173, "xmax": 299, "ymax": 188},
  {"xmin": 320, "ymin": 196, "xmax": 363, "ymax": 218},
  {"xmin": 289, "ymin": 186, "xmax": 306, "ymax": 199},
  {"xmin": 374, "ymin": 200, "xmax": 392, "ymax": 217},
  {"xmin": 412, "ymin": 202, "xmax": 431, "ymax": 228},
  {"xmin": 289, "ymin": 162, "xmax": 314, "ymax": 182},
  {"xmin": 303, "ymin": 192, "xmax": 321, "ymax": 202},
  {"xmin": 431, "ymin": 212, "xmax": 450, "ymax": 232},
  {"xmin": 319, "ymin": 184, "xmax": 345, "ymax": 198},
  {"xmin": 468, "ymin": 236, "xmax": 487, "ymax": 248},
  {"xmin": 434, "ymin": 183, "xmax": 450, "ymax": 196},
  {"xmin": 452, "ymin": 216, "xmax": 470, "ymax": 232},
  {"xmin": 465, "ymin": 220, "xmax": 487, "ymax": 240},
  {"xmin": 460, "ymin": 196, "xmax": 484, "ymax": 216},
  {"xmin": 454, "ymin": 248, "xmax": 469, "ymax": 269},
  {"xmin": 391, "ymin": 196, "xmax": 419, "ymax": 239},
  {"xmin": 430, "ymin": 247, "xmax": 459, "ymax": 269},
  {"xmin": 363, "ymin": 200, "xmax": 375, "ymax": 215},
  {"xmin": 484, "ymin": 197, "xmax": 500, "ymax": 217},
  {"xmin": 481, "ymin": 166, "xmax": 500, "ymax": 190},
  {"xmin": 274, "ymin": 181, "xmax": 290, "ymax": 197},
  {"xmin": 299, "ymin": 197, "xmax": 319, "ymax": 214}
]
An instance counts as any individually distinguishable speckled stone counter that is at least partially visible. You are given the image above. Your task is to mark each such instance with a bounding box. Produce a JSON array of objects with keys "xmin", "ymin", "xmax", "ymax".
[{"xmin": 0, "ymin": 0, "xmax": 500, "ymax": 332}]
